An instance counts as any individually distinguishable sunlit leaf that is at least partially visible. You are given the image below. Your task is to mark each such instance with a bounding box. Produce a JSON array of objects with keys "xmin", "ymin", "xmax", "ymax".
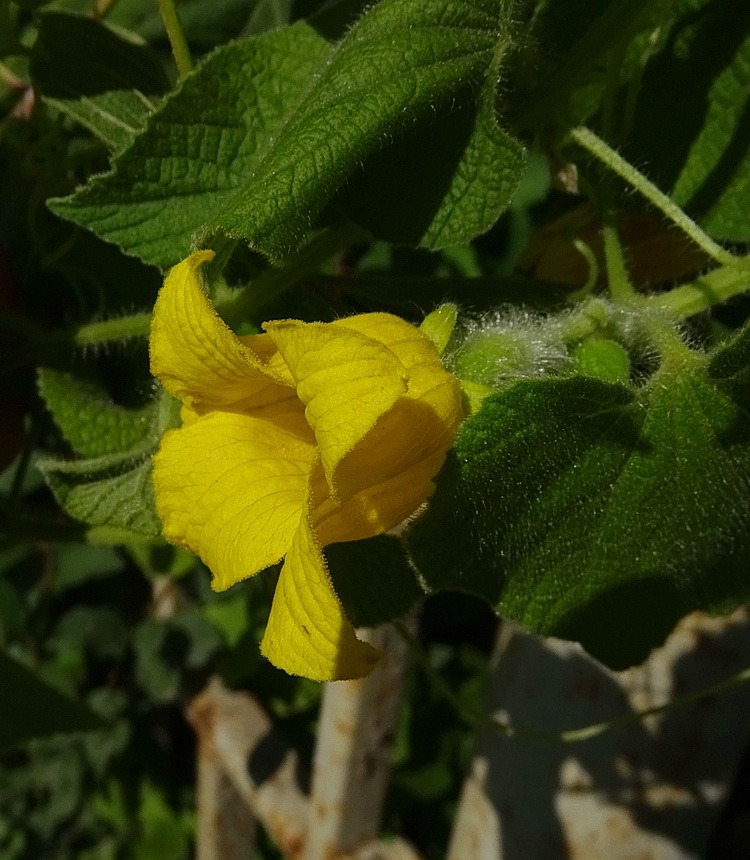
[{"xmin": 408, "ymin": 352, "xmax": 750, "ymax": 669}]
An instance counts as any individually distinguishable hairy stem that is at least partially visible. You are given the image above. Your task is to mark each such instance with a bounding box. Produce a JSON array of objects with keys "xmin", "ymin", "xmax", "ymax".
[
  {"xmin": 649, "ymin": 259, "xmax": 750, "ymax": 318},
  {"xmin": 72, "ymin": 223, "xmax": 369, "ymax": 346},
  {"xmin": 569, "ymin": 126, "xmax": 737, "ymax": 266},
  {"xmin": 601, "ymin": 208, "xmax": 636, "ymax": 302},
  {"xmin": 218, "ymin": 221, "xmax": 369, "ymax": 327},
  {"xmin": 395, "ymin": 620, "xmax": 750, "ymax": 744},
  {"xmin": 74, "ymin": 312, "xmax": 152, "ymax": 346}
]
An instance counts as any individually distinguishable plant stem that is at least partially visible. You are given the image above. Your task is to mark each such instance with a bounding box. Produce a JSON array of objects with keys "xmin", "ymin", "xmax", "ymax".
[
  {"xmin": 155, "ymin": 0, "xmax": 193, "ymax": 79},
  {"xmin": 647, "ymin": 259, "xmax": 750, "ymax": 318},
  {"xmin": 74, "ymin": 312, "xmax": 152, "ymax": 346},
  {"xmin": 569, "ymin": 126, "xmax": 737, "ymax": 266},
  {"xmin": 394, "ymin": 620, "xmax": 750, "ymax": 744},
  {"xmin": 601, "ymin": 207, "xmax": 636, "ymax": 302},
  {"xmin": 568, "ymin": 238, "xmax": 599, "ymax": 300},
  {"xmin": 72, "ymin": 223, "xmax": 369, "ymax": 346},
  {"xmin": 219, "ymin": 221, "xmax": 369, "ymax": 327}
]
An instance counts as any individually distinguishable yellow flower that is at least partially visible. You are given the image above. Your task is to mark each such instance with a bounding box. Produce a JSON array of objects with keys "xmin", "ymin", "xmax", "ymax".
[{"xmin": 149, "ymin": 250, "xmax": 464, "ymax": 681}]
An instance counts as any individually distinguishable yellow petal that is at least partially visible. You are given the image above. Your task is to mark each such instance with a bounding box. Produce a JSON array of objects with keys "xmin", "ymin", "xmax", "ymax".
[
  {"xmin": 313, "ymin": 448, "xmax": 449, "ymax": 545},
  {"xmin": 152, "ymin": 407, "xmax": 315, "ymax": 591},
  {"xmin": 330, "ymin": 314, "xmax": 464, "ymax": 513},
  {"xmin": 263, "ymin": 319, "xmax": 407, "ymax": 500},
  {"xmin": 150, "ymin": 251, "xmax": 294, "ymax": 413},
  {"xmin": 260, "ymin": 499, "xmax": 381, "ymax": 680},
  {"xmin": 333, "ymin": 312, "xmax": 447, "ymax": 381}
]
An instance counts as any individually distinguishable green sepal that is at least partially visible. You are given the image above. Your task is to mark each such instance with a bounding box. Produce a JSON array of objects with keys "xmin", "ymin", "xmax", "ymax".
[
  {"xmin": 30, "ymin": 10, "xmax": 168, "ymax": 154},
  {"xmin": 420, "ymin": 304, "xmax": 457, "ymax": 355},
  {"xmin": 408, "ymin": 351, "xmax": 750, "ymax": 670},
  {"xmin": 38, "ymin": 451, "xmax": 161, "ymax": 538},
  {"xmin": 38, "ymin": 368, "xmax": 158, "ymax": 458}
]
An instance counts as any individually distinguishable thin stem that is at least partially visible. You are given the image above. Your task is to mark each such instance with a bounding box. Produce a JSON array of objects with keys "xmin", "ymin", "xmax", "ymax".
[
  {"xmin": 393, "ymin": 621, "xmax": 480, "ymax": 728},
  {"xmin": 74, "ymin": 312, "xmax": 152, "ymax": 346},
  {"xmin": 156, "ymin": 0, "xmax": 193, "ymax": 79},
  {"xmin": 537, "ymin": 663, "xmax": 750, "ymax": 744},
  {"xmin": 601, "ymin": 208, "xmax": 636, "ymax": 301},
  {"xmin": 569, "ymin": 126, "xmax": 737, "ymax": 266},
  {"xmin": 647, "ymin": 260, "xmax": 750, "ymax": 318},
  {"xmin": 219, "ymin": 221, "xmax": 369, "ymax": 327},
  {"xmin": 568, "ymin": 238, "xmax": 599, "ymax": 300},
  {"xmin": 394, "ymin": 620, "xmax": 750, "ymax": 744},
  {"xmin": 71, "ymin": 223, "xmax": 369, "ymax": 347}
]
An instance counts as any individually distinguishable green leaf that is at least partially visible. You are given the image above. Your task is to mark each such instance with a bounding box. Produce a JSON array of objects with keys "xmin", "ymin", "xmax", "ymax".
[
  {"xmin": 202, "ymin": 0, "xmax": 524, "ymax": 258},
  {"xmin": 326, "ymin": 535, "xmax": 422, "ymax": 628},
  {"xmin": 134, "ymin": 610, "xmax": 222, "ymax": 703},
  {"xmin": 51, "ymin": 0, "xmax": 525, "ymax": 266},
  {"xmin": 709, "ymin": 316, "xmax": 750, "ymax": 380},
  {"xmin": 407, "ymin": 354, "xmax": 750, "ymax": 669},
  {"xmin": 38, "ymin": 368, "xmax": 158, "ymax": 458},
  {"xmin": 52, "ymin": 545, "xmax": 124, "ymax": 593},
  {"xmin": 49, "ymin": 23, "xmax": 331, "ymax": 269},
  {"xmin": 0, "ymin": 652, "xmax": 105, "ymax": 750},
  {"xmin": 627, "ymin": 0, "xmax": 750, "ymax": 240},
  {"xmin": 30, "ymin": 11, "xmax": 168, "ymax": 153},
  {"xmin": 38, "ymin": 452, "xmax": 161, "ymax": 538},
  {"xmin": 134, "ymin": 780, "xmax": 189, "ymax": 860},
  {"xmin": 335, "ymin": 80, "xmax": 525, "ymax": 249},
  {"xmin": 510, "ymin": 0, "xmax": 671, "ymax": 130}
]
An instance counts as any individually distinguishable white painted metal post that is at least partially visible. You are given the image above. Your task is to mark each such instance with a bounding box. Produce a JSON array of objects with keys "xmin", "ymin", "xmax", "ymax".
[
  {"xmin": 304, "ymin": 621, "xmax": 413, "ymax": 860},
  {"xmin": 448, "ymin": 608, "xmax": 750, "ymax": 860}
]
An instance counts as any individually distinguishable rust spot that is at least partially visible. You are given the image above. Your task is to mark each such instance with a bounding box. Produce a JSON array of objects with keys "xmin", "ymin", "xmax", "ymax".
[
  {"xmin": 266, "ymin": 807, "xmax": 305, "ymax": 859},
  {"xmin": 186, "ymin": 693, "xmax": 219, "ymax": 760},
  {"xmin": 334, "ymin": 717, "xmax": 356, "ymax": 739}
]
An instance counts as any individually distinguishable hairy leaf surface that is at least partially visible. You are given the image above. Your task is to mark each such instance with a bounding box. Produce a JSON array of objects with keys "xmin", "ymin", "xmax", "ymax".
[
  {"xmin": 38, "ymin": 369, "xmax": 158, "ymax": 458},
  {"xmin": 51, "ymin": 0, "xmax": 525, "ymax": 266},
  {"xmin": 408, "ymin": 350, "xmax": 750, "ymax": 669},
  {"xmin": 30, "ymin": 11, "xmax": 168, "ymax": 153}
]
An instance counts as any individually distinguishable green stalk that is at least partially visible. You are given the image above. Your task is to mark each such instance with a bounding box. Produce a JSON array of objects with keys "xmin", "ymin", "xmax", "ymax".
[
  {"xmin": 74, "ymin": 312, "xmax": 152, "ymax": 346},
  {"xmin": 155, "ymin": 0, "xmax": 193, "ymax": 79},
  {"xmin": 569, "ymin": 126, "xmax": 738, "ymax": 267},
  {"xmin": 72, "ymin": 222, "xmax": 369, "ymax": 346},
  {"xmin": 218, "ymin": 221, "xmax": 369, "ymax": 327},
  {"xmin": 395, "ymin": 620, "xmax": 750, "ymax": 744},
  {"xmin": 568, "ymin": 238, "xmax": 599, "ymax": 300},
  {"xmin": 601, "ymin": 208, "xmax": 636, "ymax": 302},
  {"xmin": 647, "ymin": 260, "xmax": 750, "ymax": 318}
]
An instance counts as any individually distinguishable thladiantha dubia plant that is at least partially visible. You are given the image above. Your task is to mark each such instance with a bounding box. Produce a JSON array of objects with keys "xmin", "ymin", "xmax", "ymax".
[{"xmin": 25, "ymin": 0, "xmax": 750, "ymax": 684}]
